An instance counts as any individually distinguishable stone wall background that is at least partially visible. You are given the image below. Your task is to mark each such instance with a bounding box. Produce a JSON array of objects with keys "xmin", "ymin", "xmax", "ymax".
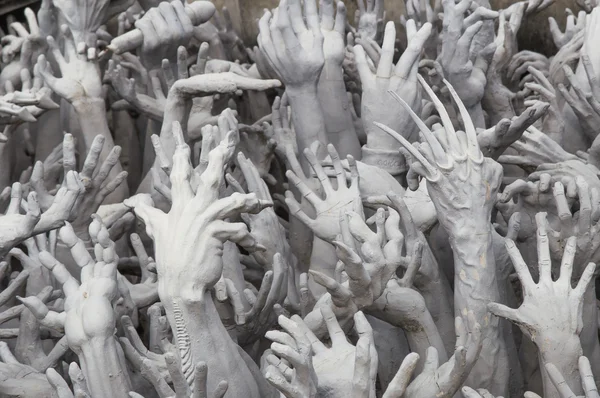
[{"xmin": 215, "ymin": 0, "xmax": 580, "ymax": 56}]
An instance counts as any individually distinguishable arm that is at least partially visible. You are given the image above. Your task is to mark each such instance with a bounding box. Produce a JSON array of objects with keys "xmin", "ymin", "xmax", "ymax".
[
  {"xmin": 367, "ymin": 281, "xmax": 448, "ymax": 366},
  {"xmin": 257, "ymin": 0, "xmax": 329, "ymax": 158},
  {"xmin": 374, "ymin": 77, "xmax": 509, "ymax": 394},
  {"xmin": 316, "ymin": 1, "xmax": 360, "ymax": 158}
]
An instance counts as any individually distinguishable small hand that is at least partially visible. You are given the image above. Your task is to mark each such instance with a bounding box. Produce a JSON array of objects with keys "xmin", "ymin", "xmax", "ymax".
[
  {"xmin": 285, "ymin": 143, "xmax": 363, "ymax": 242},
  {"xmin": 134, "ymin": 1, "xmax": 193, "ymax": 71}
]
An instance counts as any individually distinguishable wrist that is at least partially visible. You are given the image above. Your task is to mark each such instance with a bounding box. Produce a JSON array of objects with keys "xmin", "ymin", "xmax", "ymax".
[
  {"xmin": 285, "ymin": 82, "xmax": 320, "ymax": 98},
  {"xmin": 361, "ymin": 146, "xmax": 407, "ymax": 175},
  {"xmin": 537, "ymin": 331, "xmax": 582, "ymax": 360},
  {"xmin": 79, "ymin": 336, "xmax": 131, "ymax": 397},
  {"xmin": 72, "ymin": 97, "xmax": 105, "ymax": 113},
  {"xmin": 320, "ymin": 62, "xmax": 344, "ymax": 81}
]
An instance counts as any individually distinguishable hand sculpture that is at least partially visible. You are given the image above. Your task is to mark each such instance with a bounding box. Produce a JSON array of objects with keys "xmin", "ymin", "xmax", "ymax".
[
  {"xmin": 130, "ymin": 121, "xmax": 275, "ymax": 397},
  {"xmin": 266, "ymin": 309, "xmax": 377, "ymax": 398},
  {"xmin": 438, "ymin": 0, "xmax": 497, "ymax": 117},
  {"xmin": 354, "ymin": 20, "xmax": 431, "ymax": 151},
  {"xmin": 29, "ymin": 134, "xmax": 126, "ymax": 240},
  {"xmin": 133, "ymin": 1, "xmax": 194, "ymax": 71},
  {"xmin": 17, "ymin": 220, "xmax": 133, "ymax": 397},
  {"xmin": 285, "ymin": 143, "xmax": 362, "ymax": 242},
  {"xmin": 382, "ymin": 313, "xmax": 482, "ymax": 398},
  {"xmin": 489, "ymin": 213, "xmax": 596, "ymax": 397},
  {"xmin": 258, "ymin": 0, "xmax": 324, "ymax": 90},
  {"xmin": 354, "ymin": 0, "xmax": 384, "ymax": 41}
]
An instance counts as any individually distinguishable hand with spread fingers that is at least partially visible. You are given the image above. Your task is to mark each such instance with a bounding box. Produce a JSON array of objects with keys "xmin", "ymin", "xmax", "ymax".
[
  {"xmin": 354, "ymin": 0, "xmax": 385, "ymax": 41},
  {"xmin": 285, "ymin": 143, "xmax": 363, "ymax": 243},
  {"xmin": 303, "ymin": 209, "xmax": 416, "ymax": 335},
  {"xmin": 17, "ymin": 219, "xmax": 133, "ymax": 397},
  {"xmin": 489, "ymin": 213, "xmax": 595, "ymax": 397},
  {"xmin": 266, "ymin": 309, "xmax": 377, "ymax": 398},
  {"xmin": 354, "ymin": 20, "xmax": 432, "ymax": 151}
]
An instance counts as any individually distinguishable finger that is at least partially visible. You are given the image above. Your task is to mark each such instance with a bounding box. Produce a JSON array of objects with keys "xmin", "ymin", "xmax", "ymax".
[
  {"xmin": 505, "ymin": 239, "xmax": 535, "ymax": 289},
  {"xmin": 535, "ymin": 212, "xmax": 552, "ymax": 282},
  {"xmin": 577, "ymin": 176, "xmax": 592, "ymax": 233},
  {"xmin": 422, "ymin": 346, "xmax": 439, "ymax": 373},
  {"xmin": 377, "ymin": 22, "xmax": 396, "ymax": 78},
  {"xmin": 545, "ymin": 363, "xmax": 576, "ymax": 397},
  {"xmin": 382, "ymin": 352, "xmax": 419, "ymax": 398},
  {"xmin": 224, "ymin": 278, "xmax": 246, "ymax": 324},
  {"xmin": 320, "ymin": 305, "xmax": 347, "ymax": 346}
]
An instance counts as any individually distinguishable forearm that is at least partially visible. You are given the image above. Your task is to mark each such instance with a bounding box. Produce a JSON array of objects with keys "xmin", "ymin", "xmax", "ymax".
[
  {"xmin": 317, "ymin": 63, "xmax": 361, "ymax": 159},
  {"xmin": 161, "ymin": 89, "xmax": 191, "ymax": 159},
  {"xmin": 451, "ymin": 224, "xmax": 508, "ymax": 394},
  {"xmin": 161, "ymin": 290, "xmax": 274, "ymax": 398},
  {"xmin": 417, "ymin": 277, "xmax": 456, "ymax": 355},
  {"xmin": 537, "ymin": 333, "xmax": 584, "ymax": 398},
  {"xmin": 579, "ymin": 284, "xmax": 600, "ymax": 383},
  {"xmin": 368, "ymin": 286, "xmax": 448, "ymax": 366},
  {"xmin": 72, "ymin": 98, "xmax": 128, "ymax": 202},
  {"xmin": 0, "ymin": 141, "xmax": 12, "ymax": 191},
  {"xmin": 79, "ymin": 336, "xmax": 132, "ymax": 397},
  {"xmin": 467, "ymin": 103, "xmax": 486, "ymax": 130},
  {"xmin": 286, "ymin": 84, "xmax": 328, "ymax": 159}
]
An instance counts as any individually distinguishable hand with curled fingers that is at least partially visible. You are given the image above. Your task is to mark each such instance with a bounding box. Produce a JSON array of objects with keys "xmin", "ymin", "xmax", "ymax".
[
  {"xmin": 303, "ymin": 209, "xmax": 417, "ymax": 333},
  {"xmin": 477, "ymin": 101, "xmax": 550, "ymax": 160},
  {"xmin": 559, "ymin": 62, "xmax": 600, "ymax": 141},
  {"xmin": 285, "ymin": 143, "xmax": 363, "ymax": 243},
  {"xmin": 258, "ymin": 0, "xmax": 324, "ymax": 89},
  {"xmin": 495, "ymin": 173, "xmax": 568, "ymax": 243},
  {"xmin": 540, "ymin": 178, "xmax": 600, "ymax": 275},
  {"xmin": 17, "ymin": 220, "xmax": 133, "ymax": 396},
  {"xmin": 528, "ymin": 159, "xmax": 600, "ymax": 193},
  {"xmin": 118, "ymin": 233, "xmax": 159, "ymax": 312},
  {"xmin": 488, "ymin": 214, "xmax": 596, "ymax": 397},
  {"xmin": 0, "ymin": 73, "xmax": 59, "ymax": 126},
  {"xmin": 130, "ymin": 121, "xmax": 270, "ymax": 302},
  {"xmin": 267, "ymin": 309, "xmax": 377, "ymax": 398},
  {"xmin": 0, "ymin": 8, "xmax": 47, "ymax": 79},
  {"xmin": 133, "ymin": 1, "xmax": 193, "ymax": 71},
  {"xmin": 119, "ymin": 312, "xmax": 230, "ymax": 398},
  {"xmin": 549, "ymin": 10, "xmax": 586, "ymax": 50},
  {"xmin": 521, "ymin": 66, "xmax": 565, "ymax": 144},
  {"xmin": 29, "ymin": 134, "xmax": 127, "ymax": 240},
  {"xmin": 104, "ymin": 58, "xmax": 163, "ymax": 122},
  {"xmin": 53, "ymin": 0, "xmax": 134, "ymax": 52},
  {"xmin": 228, "ymin": 152, "xmax": 294, "ymax": 271},
  {"xmin": 498, "ymin": 126, "xmax": 580, "ymax": 171},
  {"xmin": 354, "ymin": 20, "xmax": 432, "ymax": 149},
  {"xmin": 438, "ymin": 0, "xmax": 497, "ymax": 112},
  {"xmin": 507, "ymin": 51, "xmax": 549, "ymax": 86},
  {"xmin": 548, "ymin": 30, "xmax": 583, "ymax": 88},
  {"xmin": 0, "ymin": 183, "xmax": 41, "ymax": 257},
  {"xmin": 220, "ymin": 253, "xmax": 289, "ymax": 347},
  {"xmin": 0, "ymin": 341, "xmax": 65, "ymax": 398},
  {"xmin": 262, "ymin": 314, "xmax": 318, "ymax": 398},
  {"xmin": 382, "ymin": 312, "xmax": 482, "ymax": 398}
]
